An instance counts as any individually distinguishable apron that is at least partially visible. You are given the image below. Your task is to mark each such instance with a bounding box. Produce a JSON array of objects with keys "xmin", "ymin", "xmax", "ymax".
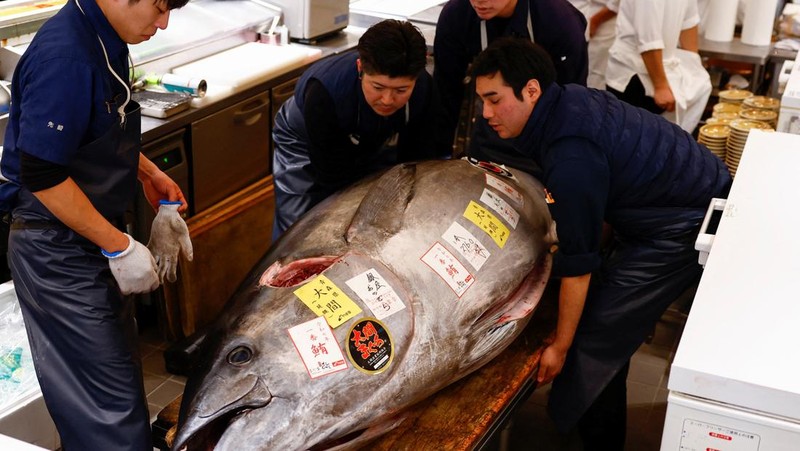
[
  {"xmin": 467, "ymin": 10, "xmax": 544, "ymax": 177},
  {"xmin": 660, "ymin": 49, "xmax": 712, "ymax": 133},
  {"xmin": 9, "ymin": 2, "xmax": 150, "ymax": 444},
  {"xmin": 547, "ymin": 207, "xmax": 705, "ymax": 432},
  {"xmin": 272, "ymin": 97, "xmax": 409, "ymax": 239},
  {"xmin": 9, "ymin": 101, "xmax": 150, "ymax": 451}
]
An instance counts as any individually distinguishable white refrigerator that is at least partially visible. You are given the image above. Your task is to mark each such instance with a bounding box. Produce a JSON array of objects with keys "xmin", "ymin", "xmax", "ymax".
[{"xmin": 660, "ymin": 130, "xmax": 800, "ymax": 450}]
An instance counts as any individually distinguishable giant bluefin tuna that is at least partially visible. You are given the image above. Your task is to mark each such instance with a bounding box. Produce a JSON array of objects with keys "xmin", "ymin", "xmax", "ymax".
[{"xmin": 172, "ymin": 158, "xmax": 557, "ymax": 450}]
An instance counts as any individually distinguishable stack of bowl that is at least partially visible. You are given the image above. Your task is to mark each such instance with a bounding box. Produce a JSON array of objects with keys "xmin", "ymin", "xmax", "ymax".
[
  {"xmin": 718, "ymin": 89, "xmax": 753, "ymax": 105},
  {"xmin": 698, "ymin": 123, "xmax": 730, "ymax": 161},
  {"xmin": 725, "ymin": 119, "xmax": 773, "ymax": 177},
  {"xmin": 738, "ymin": 95, "xmax": 780, "ymax": 129},
  {"xmin": 738, "ymin": 108, "xmax": 778, "ymax": 129},
  {"xmin": 742, "ymin": 95, "xmax": 780, "ymax": 113}
]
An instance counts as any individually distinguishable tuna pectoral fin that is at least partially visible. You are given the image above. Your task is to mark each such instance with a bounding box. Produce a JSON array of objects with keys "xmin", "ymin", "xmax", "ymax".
[
  {"xmin": 464, "ymin": 322, "xmax": 519, "ymax": 371},
  {"xmin": 345, "ymin": 163, "xmax": 416, "ymax": 243}
]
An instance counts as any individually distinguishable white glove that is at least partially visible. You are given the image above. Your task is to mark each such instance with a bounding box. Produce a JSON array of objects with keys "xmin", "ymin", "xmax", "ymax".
[
  {"xmin": 103, "ymin": 233, "xmax": 160, "ymax": 295},
  {"xmin": 147, "ymin": 201, "xmax": 193, "ymax": 283}
]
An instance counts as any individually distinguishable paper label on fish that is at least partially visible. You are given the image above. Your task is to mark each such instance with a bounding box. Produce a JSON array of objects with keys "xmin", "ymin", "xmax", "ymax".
[
  {"xmin": 421, "ymin": 242, "xmax": 475, "ymax": 297},
  {"xmin": 288, "ymin": 316, "xmax": 348, "ymax": 379},
  {"xmin": 347, "ymin": 318, "xmax": 394, "ymax": 374},
  {"xmin": 463, "ymin": 201, "xmax": 510, "ymax": 248},
  {"xmin": 441, "ymin": 222, "xmax": 491, "ymax": 271},
  {"xmin": 294, "ymin": 275, "xmax": 362, "ymax": 328},
  {"xmin": 480, "ymin": 188, "xmax": 519, "ymax": 229},
  {"xmin": 485, "ymin": 174, "xmax": 524, "ymax": 207},
  {"xmin": 345, "ymin": 269, "xmax": 406, "ymax": 320}
]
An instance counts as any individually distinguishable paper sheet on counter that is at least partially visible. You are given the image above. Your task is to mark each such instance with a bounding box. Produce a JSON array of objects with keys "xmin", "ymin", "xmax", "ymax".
[{"xmin": 350, "ymin": 0, "xmax": 446, "ymax": 17}]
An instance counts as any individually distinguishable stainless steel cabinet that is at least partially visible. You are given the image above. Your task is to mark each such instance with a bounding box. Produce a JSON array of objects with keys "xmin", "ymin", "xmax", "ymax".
[
  {"xmin": 270, "ymin": 76, "xmax": 298, "ymax": 154},
  {"xmin": 191, "ymin": 91, "xmax": 271, "ymax": 213}
]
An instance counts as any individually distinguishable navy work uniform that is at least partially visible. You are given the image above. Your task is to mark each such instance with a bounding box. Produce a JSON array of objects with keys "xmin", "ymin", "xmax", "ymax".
[
  {"xmin": 272, "ymin": 51, "xmax": 450, "ymax": 239},
  {"xmin": 434, "ymin": 0, "xmax": 588, "ymax": 173},
  {"xmin": 510, "ymin": 84, "xmax": 732, "ymax": 443},
  {"xmin": 0, "ymin": 0, "xmax": 150, "ymax": 449}
]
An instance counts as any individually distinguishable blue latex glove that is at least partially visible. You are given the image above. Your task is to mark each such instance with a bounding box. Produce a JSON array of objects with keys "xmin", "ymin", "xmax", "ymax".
[{"xmin": 147, "ymin": 200, "xmax": 193, "ymax": 283}]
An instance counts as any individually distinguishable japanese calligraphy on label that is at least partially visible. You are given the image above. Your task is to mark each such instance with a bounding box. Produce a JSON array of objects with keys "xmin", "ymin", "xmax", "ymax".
[
  {"xmin": 486, "ymin": 173, "xmax": 524, "ymax": 207},
  {"xmin": 420, "ymin": 242, "xmax": 475, "ymax": 297},
  {"xmin": 680, "ymin": 418, "xmax": 759, "ymax": 450},
  {"xmin": 463, "ymin": 200, "xmax": 510, "ymax": 248},
  {"xmin": 480, "ymin": 188, "xmax": 519, "ymax": 229},
  {"xmin": 288, "ymin": 316, "xmax": 348, "ymax": 379},
  {"xmin": 347, "ymin": 318, "xmax": 393, "ymax": 374},
  {"xmin": 345, "ymin": 269, "xmax": 406, "ymax": 320},
  {"xmin": 441, "ymin": 222, "xmax": 490, "ymax": 270},
  {"xmin": 294, "ymin": 275, "xmax": 362, "ymax": 328}
]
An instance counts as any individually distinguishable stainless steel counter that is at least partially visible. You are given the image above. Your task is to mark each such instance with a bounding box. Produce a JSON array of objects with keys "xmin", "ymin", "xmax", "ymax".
[
  {"xmin": 698, "ymin": 36, "xmax": 772, "ymax": 92},
  {"xmin": 140, "ymin": 27, "xmax": 364, "ymax": 140}
]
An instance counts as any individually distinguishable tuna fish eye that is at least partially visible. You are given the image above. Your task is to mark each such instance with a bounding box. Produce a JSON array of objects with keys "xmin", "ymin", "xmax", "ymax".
[{"xmin": 227, "ymin": 346, "xmax": 253, "ymax": 366}]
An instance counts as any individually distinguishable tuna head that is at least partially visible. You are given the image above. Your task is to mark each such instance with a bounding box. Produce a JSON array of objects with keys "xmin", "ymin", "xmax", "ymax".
[{"xmin": 173, "ymin": 159, "xmax": 557, "ymax": 450}]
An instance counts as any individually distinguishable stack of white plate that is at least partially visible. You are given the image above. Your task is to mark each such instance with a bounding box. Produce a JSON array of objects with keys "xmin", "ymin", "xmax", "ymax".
[
  {"xmin": 726, "ymin": 119, "xmax": 773, "ymax": 176},
  {"xmin": 738, "ymin": 108, "xmax": 778, "ymax": 129},
  {"xmin": 718, "ymin": 89, "xmax": 753, "ymax": 104},
  {"xmin": 698, "ymin": 124, "xmax": 730, "ymax": 160},
  {"xmin": 741, "ymin": 95, "xmax": 780, "ymax": 112}
]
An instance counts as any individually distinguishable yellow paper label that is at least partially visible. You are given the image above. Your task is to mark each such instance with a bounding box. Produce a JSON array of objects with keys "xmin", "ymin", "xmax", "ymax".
[
  {"xmin": 463, "ymin": 200, "xmax": 510, "ymax": 248},
  {"xmin": 294, "ymin": 275, "xmax": 362, "ymax": 328}
]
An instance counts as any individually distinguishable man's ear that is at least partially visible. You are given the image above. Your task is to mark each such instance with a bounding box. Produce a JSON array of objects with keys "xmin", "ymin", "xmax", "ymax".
[
  {"xmin": 525, "ymin": 79, "xmax": 542, "ymax": 102},
  {"xmin": 356, "ymin": 58, "xmax": 363, "ymax": 78}
]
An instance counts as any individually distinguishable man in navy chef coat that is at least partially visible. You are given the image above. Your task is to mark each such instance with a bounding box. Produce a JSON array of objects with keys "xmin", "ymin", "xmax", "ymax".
[
  {"xmin": 272, "ymin": 19, "xmax": 451, "ymax": 238},
  {"xmin": 469, "ymin": 37, "xmax": 731, "ymax": 449},
  {"xmin": 0, "ymin": 0, "xmax": 189, "ymax": 449}
]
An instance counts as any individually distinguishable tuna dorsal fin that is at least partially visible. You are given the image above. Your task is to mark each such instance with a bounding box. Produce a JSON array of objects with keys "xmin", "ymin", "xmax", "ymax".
[{"xmin": 345, "ymin": 163, "xmax": 416, "ymax": 243}]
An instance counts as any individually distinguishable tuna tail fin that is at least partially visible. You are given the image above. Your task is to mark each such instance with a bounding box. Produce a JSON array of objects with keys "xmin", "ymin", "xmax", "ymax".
[{"xmin": 345, "ymin": 163, "xmax": 416, "ymax": 243}]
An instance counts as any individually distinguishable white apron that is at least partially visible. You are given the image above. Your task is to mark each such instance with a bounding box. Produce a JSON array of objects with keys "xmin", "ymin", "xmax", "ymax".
[{"xmin": 660, "ymin": 49, "xmax": 711, "ymax": 132}]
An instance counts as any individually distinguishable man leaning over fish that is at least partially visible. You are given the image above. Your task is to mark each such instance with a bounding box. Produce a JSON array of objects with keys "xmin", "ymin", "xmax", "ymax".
[
  {"xmin": 468, "ymin": 37, "xmax": 731, "ymax": 449},
  {"xmin": 271, "ymin": 19, "xmax": 452, "ymax": 240}
]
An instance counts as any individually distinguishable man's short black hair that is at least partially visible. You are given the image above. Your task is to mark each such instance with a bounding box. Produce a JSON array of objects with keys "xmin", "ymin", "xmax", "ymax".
[
  {"xmin": 133, "ymin": 0, "xmax": 189, "ymax": 10},
  {"xmin": 357, "ymin": 20, "xmax": 427, "ymax": 78},
  {"xmin": 469, "ymin": 37, "xmax": 556, "ymax": 100}
]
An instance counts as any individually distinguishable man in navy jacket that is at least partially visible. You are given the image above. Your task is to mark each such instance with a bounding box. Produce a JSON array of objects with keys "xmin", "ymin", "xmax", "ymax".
[
  {"xmin": 272, "ymin": 20, "xmax": 450, "ymax": 238},
  {"xmin": 469, "ymin": 37, "xmax": 730, "ymax": 449}
]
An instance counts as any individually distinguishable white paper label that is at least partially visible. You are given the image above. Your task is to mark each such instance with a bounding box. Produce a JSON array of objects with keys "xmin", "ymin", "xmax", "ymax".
[
  {"xmin": 288, "ymin": 316, "xmax": 348, "ymax": 379},
  {"xmin": 441, "ymin": 222, "xmax": 491, "ymax": 271},
  {"xmin": 480, "ymin": 188, "xmax": 519, "ymax": 229},
  {"xmin": 421, "ymin": 242, "xmax": 474, "ymax": 297},
  {"xmin": 486, "ymin": 174, "xmax": 524, "ymax": 207},
  {"xmin": 345, "ymin": 268, "xmax": 406, "ymax": 320},
  {"xmin": 679, "ymin": 418, "xmax": 760, "ymax": 451}
]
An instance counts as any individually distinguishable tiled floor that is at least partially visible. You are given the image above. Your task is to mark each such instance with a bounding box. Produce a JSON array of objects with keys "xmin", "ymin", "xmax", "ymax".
[
  {"xmin": 140, "ymin": 301, "xmax": 689, "ymax": 451},
  {"xmin": 139, "ymin": 329, "xmax": 187, "ymax": 428}
]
